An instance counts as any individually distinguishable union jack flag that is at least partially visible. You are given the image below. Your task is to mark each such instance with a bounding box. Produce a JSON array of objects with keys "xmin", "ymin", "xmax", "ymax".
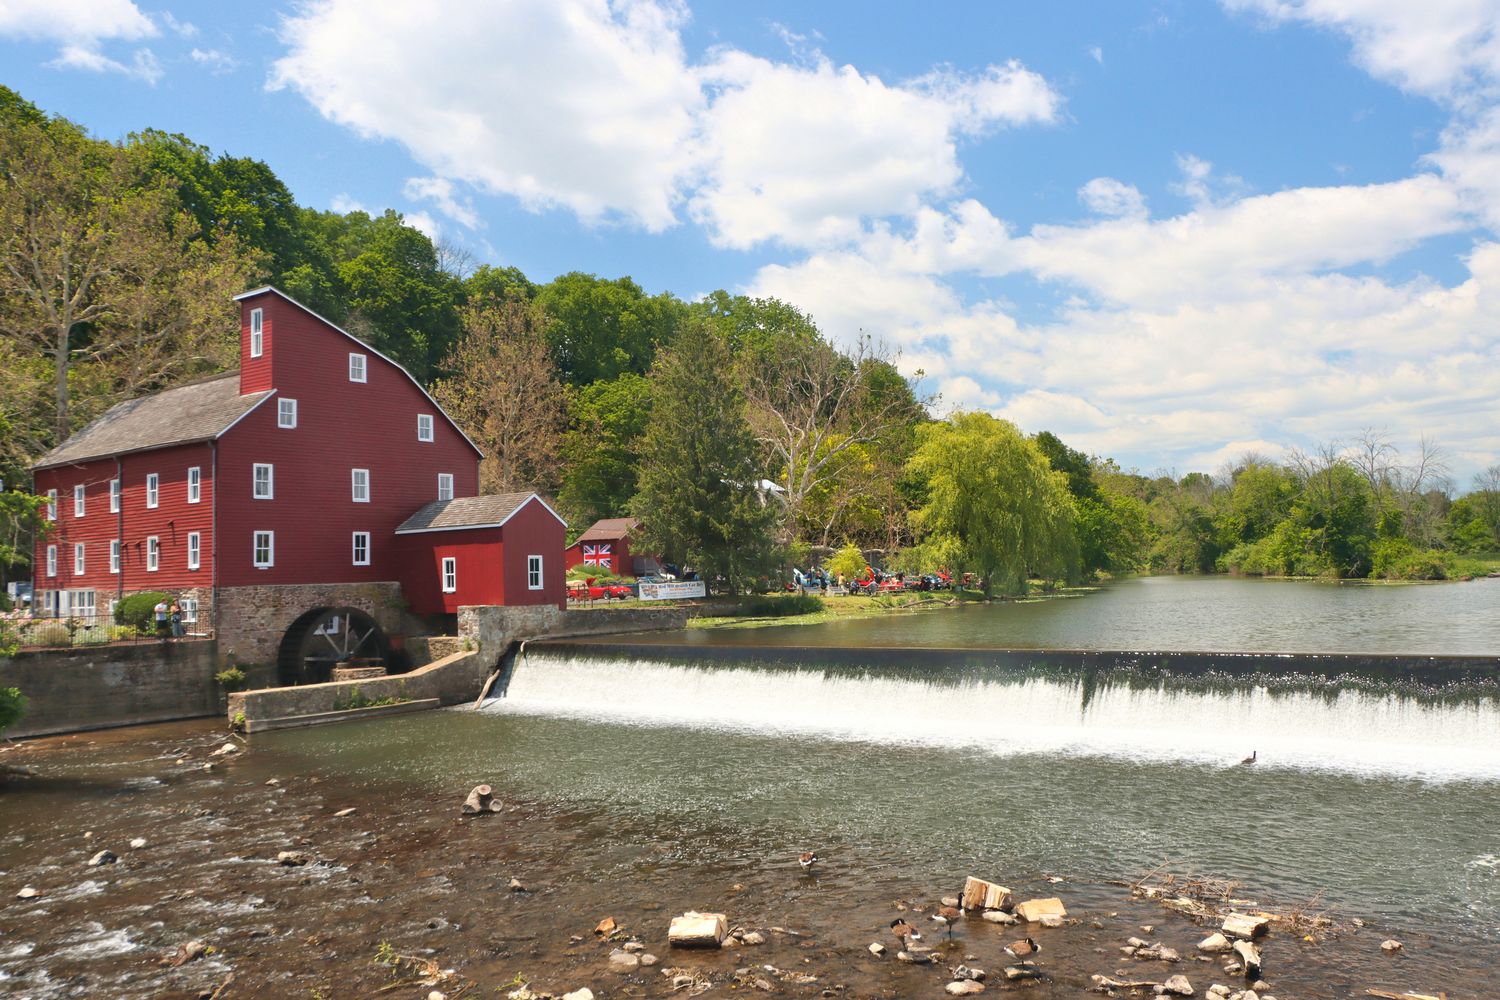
[{"xmin": 582, "ymin": 543, "xmax": 612, "ymax": 568}]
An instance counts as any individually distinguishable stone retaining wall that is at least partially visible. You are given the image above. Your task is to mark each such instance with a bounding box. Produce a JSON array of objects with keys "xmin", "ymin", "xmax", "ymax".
[
  {"xmin": 1, "ymin": 639, "xmax": 220, "ymax": 738},
  {"xmin": 228, "ymin": 649, "xmax": 489, "ymax": 726}
]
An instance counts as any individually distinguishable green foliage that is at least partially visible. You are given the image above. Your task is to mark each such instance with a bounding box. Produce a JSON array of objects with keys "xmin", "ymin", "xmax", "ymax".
[
  {"xmin": 0, "ymin": 686, "xmax": 25, "ymax": 734},
  {"xmin": 538, "ymin": 272, "xmax": 685, "ymax": 386},
  {"xmin": 565, "ymin": 563, "xmax": 627, "ymax": 583},
  {"xmin": 214, "ymin": 667, "xmax": 248, "ymax": 691},
  {"xmin": 1370, "ymin": 538, "xmax": 1449, "ymax": 580},
  {"xmin": 736, "ymin": 593, "xmax": 824, "ymax": 617},
  {"xmin": 32, "ymin": 623, "xmax": 71, "ymax": 647},
  {"xmin": 115, "ymin": 592, "xmax": 170, "ymax": 630},
  {"xmin": 629, "ymin": 323, "xmax": 780, "ymax": 594},
  {"xmin": 332, "ymin": 686, "xmax": 410, "ymax": 711},
  {"xmin": 907, "ymin": 412, "xmax": 1078, "ymax": 594},
  {"xmin": 558, "ymin": 373, "xmax": 652, "ymax": 526},
  {"xmin": 1076, "ymin": 489, "xmax": 1151, "ymax": 577},
  {"xmin": 828, "ymin": 542, "xmax": 868, "ymax": 581}
]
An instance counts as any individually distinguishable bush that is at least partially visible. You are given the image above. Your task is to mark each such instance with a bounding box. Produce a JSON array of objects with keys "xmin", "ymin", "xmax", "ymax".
[
  {"xmin": 1371, "ymin": 539, "xmax": 1449, "ymax": 580},
  {"xmin": 109, "ymin": 624, "xmax": 138, "ymax": 642},
  {"xmin": 565, "ymin": 564, "xmax": 627, "ymax": 583},
  {"xmin": 828, "ymin": 543, "xmax": 867, "ymax": 582},
  {"xmin": 114, "ymin": 591, "xmax": 169, "ymax": 630},
  {"xmin": 214, "ymin": 667, "xmax": 248, "ymax": 691},
  {"xmin": 738, "ymin": 593, "xmax": 824, "ymax": 617},
  {"xmin": 0, "ymin": 687, "xmax": 24, "ymax": 735},
  {"xmin": 32, "ymin": 623, "xmax": 71, "ymax": 647},
  {"xmin": 0, "ymin": 591, "xmax": 12, "ymax": 613}
]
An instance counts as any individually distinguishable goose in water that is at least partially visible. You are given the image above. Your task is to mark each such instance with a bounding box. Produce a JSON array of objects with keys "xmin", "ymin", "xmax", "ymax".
[
  {"xmin": 930, "ymin": 902, "xmax": 963, "ymax": 938},
  {"xmin": 890, "ymin": 918, "xmax": 922, "ymax": 948},
  {"xmin": 798, "ymin": 851, "xmax": 819, "ymax": 870},
  {"xmin": 1240, "ymin": 750, "xmax": 1258, "ymax": 765},
  {"xmin": 1005, "ymin": 936, "xmax": 1041, "ymax": 960}
]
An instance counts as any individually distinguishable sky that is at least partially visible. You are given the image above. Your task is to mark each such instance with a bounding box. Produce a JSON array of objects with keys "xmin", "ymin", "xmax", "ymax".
[{"xmin": 2, "ymin": 0, "xmax": 1499, "ymax": 485}]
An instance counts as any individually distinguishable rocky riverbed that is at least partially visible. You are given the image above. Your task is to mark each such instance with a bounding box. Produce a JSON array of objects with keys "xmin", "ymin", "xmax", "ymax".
[{"xmin": 0, "ymin": 720, "xmax": 1485, "ymax": 999}]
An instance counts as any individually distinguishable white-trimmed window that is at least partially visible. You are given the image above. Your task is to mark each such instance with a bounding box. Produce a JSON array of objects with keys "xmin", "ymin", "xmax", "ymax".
[
  {"xmin": 253, "ymin": 463, "xmax": 274, "ymax": 500},
  {"xmin": 441, "ymin": 556, "xmax": 457, "ymax": 593},
  {"xmin": 146, "ymin": 473, "xmax": 159, "ymax": 508},
  {"xmin": 110, "ymin": 539, "xmax": 120, "ymax": 574},
  {"xmin": 437, "ymin": 473, "xmax": 454, "ymax": 501},
  {"xmin": 46, "ymin": 544, "xmax": 56, "ymax": 577},
  {"xmin": 417, "ymin": 413, "xmax": 434, "ymax": 442},
  {"xmin": 348, "ymin": 352, "xmax": 367, "ymax": 383},
  {"xmin": 180, "ymin": 598, "xmax": 198, "ymax": 624},
  {"xmin": 351, "ymin": 468, "xmax": 370, "ymax": 502},
  {"xmin": 146, "ymin": 536, "xmax": 160, "ymax": 572},
  {"xmin": 74, "ymin": 484, "xmax": 85, "ymax": 517},
  {"xmin": 352, "ymin": 531, "xmax": 370, "ymax": 566},
  {"xmin": 527, "ymin": 555, "xmax": 544, "ymax": 590},
  {"xmin": 74, "ymin": 590, "xmax": 96, "ymax": 620},
  {"xmin": 187, "ymin": 466, "xmax": 201, "ymax": 504},
  {"xmin": 187, "ymin": 532, "xmax": 201, "ymax": 571},
  {"xmin": 46, "ymin": 489, "xmax": 57, "ymax": 520},
  {"xmin": 278, "ymin": 398, "xmax": 298, "ymax": 428},
  {"xmin": 110, "ymin": 478, "xmax": 120, "ymax": 513},
  {"xmin": 250, "ymin": 307, "xmax": 264, "ymax": 357},
  {"xmin": 74, "ymin": 543, "xmax": 85, "ymax": 575},
  {"xmin": 253, "ymin": 530, "xmax": 274, "ymax": 568}
]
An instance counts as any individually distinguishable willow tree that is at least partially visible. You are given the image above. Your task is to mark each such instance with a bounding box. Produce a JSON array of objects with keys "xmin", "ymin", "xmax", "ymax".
[
  {"xmin": 907, "ymin": 412, "xmax": 1077, "ymax": 594},
  {"xmin": 433, "ymin": 295, "xmax": 567, "ymax": 495}
]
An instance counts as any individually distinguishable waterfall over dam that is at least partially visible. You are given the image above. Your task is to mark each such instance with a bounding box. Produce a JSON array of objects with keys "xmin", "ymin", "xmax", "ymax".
[{"xmin": 483, "ymin": 641, "xmax": 1500, "ymax": 782}]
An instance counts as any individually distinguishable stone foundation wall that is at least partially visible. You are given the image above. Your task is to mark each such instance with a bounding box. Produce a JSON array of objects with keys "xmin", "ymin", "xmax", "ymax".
[
  {"xmin": 1, "ymin": 639, "xmax": 220, "ymax": 738},
  {"xmin": 228, "ymin": 649, "xmax": 489, "ymax": 725},
  {"xmin": 405, "ymin": 635, "xmax": 466, "ymax": 668},
  {"xmin": 216, "ymin": 581, "xmax": 406, "ymax": 669},
  {"xmin": 456, "ymin": 605, "xmax": 686, "ymax": 656}
]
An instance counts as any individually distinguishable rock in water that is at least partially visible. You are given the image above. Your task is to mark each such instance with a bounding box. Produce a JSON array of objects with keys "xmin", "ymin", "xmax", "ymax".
[
  {"xmin": 1198, "ymin": 933, "xmax": 1232, "ymax": 953},
  {"xmin": 16, "ymin": 886, "xmax": 40, "ymax": 899},
  {"xmin": 1004, "ymin": 965, "xmax": 1043, "ymax": 981},
  {"xmin": 562, "ymin": 991, "xmax": 595, "ymax": 1000},
  {"xmin": 946, "ymin": 981, "xmax": 985, "ymax": 995},
  {"xmin": 211, "ymin": 743, "xmax": 240, "ymax": 756},
  {"xmin": 668, "ymin": 911, "xmax": 727, "ymax": 949},
  {"xmin": 462, "ymin": 784, "xmax": 502, "ymax": 815},
  {"xmin": 129, "ymin": 838, "xmax": 147, "ymax": 850},
  {"xmin": 508, "ymin": 877, "xmax": 526, "ymax": 892},
  {"xmin": 1161, "ymin": 974, "xmax": 1194, "ymax": 996},
  {"xmin": 963, "ymin": 876, "xmax": 1014, "ymax": 912},
  {"xmin": 1221, "ymin": 913, "xmax": 1268, "ymax": 940},
  {"xmin": 608, "ymin": 948, "xmax": 640, "ymax": 969},
  {"xmin": 161, "ymin": 939, "xmax": 208, "ymax": 967},
  {"xmin": 277, "ymin": 851, "xmax": 311, "ymax": 867},
  {"xmin": 1232, "ymin": 939, "xmax": 1262, "ymax": 978},
  {"xmin": 1380, "ymin": 939, "xmax": 1403, "ymax": 952},
  {"xmin": 1015, "ymin": 897, "xmax": 1067, "ymax": 922},
  {"xmin": 981, "ymin": 910, "xmax": 1018, "ymax": 925},
  {"xmin": 333, "ymin": 807, "xmax": 357, "ymax": 817},
  {"xmin": 868, "ymin": 942, "xmax": 886, "ymax": 956},
  {"xmin": 87, "ymin": 850, "xmax": 117, "ymax": 867}
]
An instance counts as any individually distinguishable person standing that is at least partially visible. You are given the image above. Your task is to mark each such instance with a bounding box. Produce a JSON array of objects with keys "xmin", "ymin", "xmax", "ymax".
[
  {"xmin": 169, "ymin": 598, "xmax": 184, "ymax": 639},
  {"xmin": 154, "ymin": 598, "xmax": 170, "ymax": 640}
]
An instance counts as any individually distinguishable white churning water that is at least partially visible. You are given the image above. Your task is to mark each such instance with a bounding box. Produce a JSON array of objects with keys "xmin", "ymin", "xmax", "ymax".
[{"xmin": 482, "ymin": 649, "xmax": 1500, "ymax": 783}]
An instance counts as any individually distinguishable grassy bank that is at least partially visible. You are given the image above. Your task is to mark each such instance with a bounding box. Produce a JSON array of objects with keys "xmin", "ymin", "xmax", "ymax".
[{"xmin": 684, "ymin": 586, "xmax": 1100, "ymax": 631}]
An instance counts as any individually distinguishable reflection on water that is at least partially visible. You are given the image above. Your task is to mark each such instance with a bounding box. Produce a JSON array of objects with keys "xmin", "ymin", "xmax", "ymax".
[{"xmin": 629, "ymin": 575, "xmax": 1500, "ymax": 654}]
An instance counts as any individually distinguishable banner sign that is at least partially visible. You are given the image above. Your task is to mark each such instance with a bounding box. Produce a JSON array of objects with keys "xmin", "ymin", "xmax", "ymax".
[{"xmin": 638, "ymin": 580, "xmax": 706, "ymax": 601}]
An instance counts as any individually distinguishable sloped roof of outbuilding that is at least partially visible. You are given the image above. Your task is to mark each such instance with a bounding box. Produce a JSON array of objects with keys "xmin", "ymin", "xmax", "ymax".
[
  {"xmin": 574, "ymin": 517, "xmax": 638, "ymax": 543},
  {"xmin": 33, "ymin": 373, "xmax": 274, "ymax": 470},
  {"xmin": 394, "ymin": 492, "xmax": 566, "ymax": 534}
]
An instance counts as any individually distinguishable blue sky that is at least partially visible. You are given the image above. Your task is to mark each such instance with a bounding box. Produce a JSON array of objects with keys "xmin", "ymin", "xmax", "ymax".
[{"xmin": 2, "ymin": 0, "xmax": 1498, "ymax": 485}]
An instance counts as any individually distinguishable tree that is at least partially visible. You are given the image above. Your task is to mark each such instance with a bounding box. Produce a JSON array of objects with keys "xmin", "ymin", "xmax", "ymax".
[
  {"xmin": 907, "ymin": 412, "xmax": 1077, "ymax": 594},
  {"xmin": 828, "ymin": 542, "xmax": 868, "ymax": 582},
  {"xmin": 537, "ymin": 272, "xmax": 685, "ymax": 386},
  {"xmin": 432, "ymin": 296, "xmax": 567, "ymax": 495},
  {"xmin": 629, "ymin": 324, "xmax": 779, "ymax": 593},
  {"xmin": 0, "ymin": 118, "xmax": 258, "ymax": 450},
  {"xmin": 1287, "ymin": 443, "xmax": 1377, "ymax": 577},
  {"xmin": 558, "ymin": 374, "xmax": 652, "ymax": 527},
  {"xmin": 1075, "ymin": 489, "xmax": 1151, "ymax": 577}
]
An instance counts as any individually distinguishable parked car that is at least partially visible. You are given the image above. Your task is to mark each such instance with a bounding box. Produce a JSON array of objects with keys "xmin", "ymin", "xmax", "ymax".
[{"xmin": 567, "ymin": 578, "xmax": 634, "ymax": 601}]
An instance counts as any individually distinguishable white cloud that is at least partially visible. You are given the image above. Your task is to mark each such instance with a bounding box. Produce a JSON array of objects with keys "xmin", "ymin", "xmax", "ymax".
[
  {"xmin": 1078, "ymin": 177, "xmax": 1147, "ymax": 218},
  {"xmin": 404, "ymin": 210, "xmax": 441, "ymax": 241},
  {"xmin": 190, "ymin": 47, "xmax": 236, "ymax": 74},
  {"xmin": 1087, "ymin": 45, "xmax": 1104, "ymax": 65},
  {"xmin": 404, "ymin": 176, "xmax": 481, "ymax": 230},
  {"xmin": 0, "ymin": 0, "xmax": 163, "ymax": 82},
  {"xmin": 0, "ymin": 0, "xmax": 156, "ymax": 43},
  {"xmin": 48, "ymin": 42, "xmax": 161, "ymax": 83},
  {"xmin": 272, "ymin": 1, "xmax": 1060, "ymax": 247},
  {"xmin": 330, "ymin": 193, "xmax": 368, "ymax": 214},
  {"xmin": 159, "ymin": 11, "xmax": 196, "ymax": 39},
  {"xmin": 272, "ymin": 0, "xmax": 704, "ymax": 232}
]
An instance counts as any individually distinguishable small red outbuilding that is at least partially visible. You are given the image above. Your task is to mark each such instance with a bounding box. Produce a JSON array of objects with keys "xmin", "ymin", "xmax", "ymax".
[
  {"xmin": 564, "ymin": 517, "xmax": 644, "ymax": 576},
  {"xmin": 395, "ymin": 492, "xmax": 566, "ymax": 615}
]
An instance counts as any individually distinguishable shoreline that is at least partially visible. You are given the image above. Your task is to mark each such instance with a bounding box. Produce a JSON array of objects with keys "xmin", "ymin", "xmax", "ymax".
[{"xmin": 0, "ymin": 719, "xmax": 1486, "ymax": 999}]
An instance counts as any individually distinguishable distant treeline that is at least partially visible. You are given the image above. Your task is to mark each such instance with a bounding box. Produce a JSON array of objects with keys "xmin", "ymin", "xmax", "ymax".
[{"xmin": 2, "ymin": 85, "xmax": 1495, "ymax": 594}]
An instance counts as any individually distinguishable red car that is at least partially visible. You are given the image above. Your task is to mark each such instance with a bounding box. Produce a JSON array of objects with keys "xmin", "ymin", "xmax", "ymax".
[{"xmin": 567, "ymin": 579, "xmax": 634, "ymax": 601}]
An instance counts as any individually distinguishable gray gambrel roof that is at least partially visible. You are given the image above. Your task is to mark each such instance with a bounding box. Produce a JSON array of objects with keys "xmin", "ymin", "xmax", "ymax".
[
  {"xmin": 33, "ymin": 373, "xmax": 273, "ymax": 471},
  {"xmin": 394, "ymin": 492, "xmax": 566, "ymax": 534}
]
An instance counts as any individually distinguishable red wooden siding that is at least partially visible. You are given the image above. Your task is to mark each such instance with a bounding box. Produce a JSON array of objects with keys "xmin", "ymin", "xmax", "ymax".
[
  {"xmin": 499, "ymin": 499, "xmax": 566, "ymax": 609},
  {"xmin": 239, "ymin": 302, "xmax": 273, "ymax": 395},
  {"xmin": 397, "ymin": 499, "xmax": 566, "ymax": 615},
  {"xmin": 33, "ymin": 442, "xmax": 216, "ymax": 602},
  {"xmin": 564, "ymin": 534, "xmax": 632, "ymax": 575},
  {"xmin": 216, "ymin": 291, "xmax": 481, "ymax": 588}
]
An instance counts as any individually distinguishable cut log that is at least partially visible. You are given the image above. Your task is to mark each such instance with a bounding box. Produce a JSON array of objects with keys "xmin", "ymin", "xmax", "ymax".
[
  {"xmin": 462, "ymin": 784, "xmax": 502, "ymax": 815},
  {"xmin": 1221, "ymin": 913, "xmax": 1269, "ymax": 940},
  {"xmin": 962, "ymin": 876, "xmax": 1014, "ymax": 912},
  {"xmin": 1015, "ymin": 897, "xmax": 1067, "ymax": 922},
  {"xmin": 1364, "ymin": 991, "xmax": 1447, "ymax": 1000},
  {"xmin": 668, "ymin": 911, "xmax": 727, "ymax": 949},
  {"xmin": 1232, "ymin": 939, "xmax": 1261, "ymax": 978}
]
